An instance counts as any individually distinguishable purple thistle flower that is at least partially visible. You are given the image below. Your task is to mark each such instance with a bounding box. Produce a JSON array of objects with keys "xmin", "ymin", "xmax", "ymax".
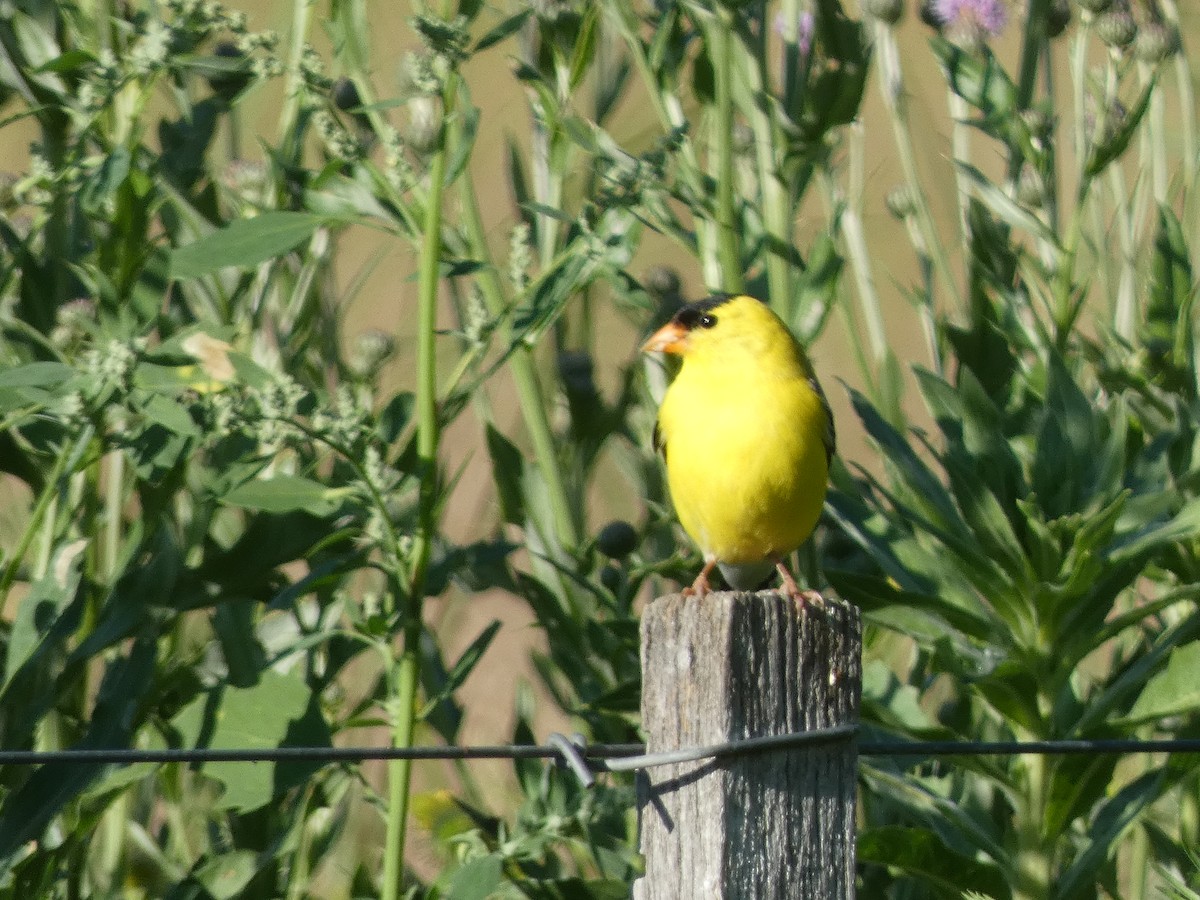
[
  {"xmin": 932, "ymin": 0, "xmax": 1008, "ymax": 39},
  {"xmin": 773, "ymin": 9, "xmax": 815, "ymax": 58}
]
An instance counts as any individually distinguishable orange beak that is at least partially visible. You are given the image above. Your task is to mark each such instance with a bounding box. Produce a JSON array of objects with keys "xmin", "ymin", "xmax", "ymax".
[{"xmin": 642, "ymin": 321, "xmax": 690, "ymax": 355}]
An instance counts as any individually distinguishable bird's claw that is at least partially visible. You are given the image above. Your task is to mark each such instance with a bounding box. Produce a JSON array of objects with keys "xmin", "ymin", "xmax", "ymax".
[
  {"xmin": 683, "ymin": 560, "xmax": 717, "ymax": 598},
  {"xmin": 775, "ymin": 562, "xmax": 825, "ymax": 610}
]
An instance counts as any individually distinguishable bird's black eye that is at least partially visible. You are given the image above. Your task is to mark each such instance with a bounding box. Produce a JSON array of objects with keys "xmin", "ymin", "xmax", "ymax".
[{"xmin": 675, "ymin": 304, "xmax": 721, "ymax": 330}]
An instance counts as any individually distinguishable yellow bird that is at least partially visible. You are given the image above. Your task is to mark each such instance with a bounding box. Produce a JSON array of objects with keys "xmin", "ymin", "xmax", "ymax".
[{"xmin": 643, "ymin": 294, "xmax": 835, "ymax": 600}]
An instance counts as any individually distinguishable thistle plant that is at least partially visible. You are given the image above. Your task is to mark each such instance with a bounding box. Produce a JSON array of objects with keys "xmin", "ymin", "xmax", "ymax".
[{"xmin": 831, "ymin": 0, "xmax": 1200, "ymax": 897}]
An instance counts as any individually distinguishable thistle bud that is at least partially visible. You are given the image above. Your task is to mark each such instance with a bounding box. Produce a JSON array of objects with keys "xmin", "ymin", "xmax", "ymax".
[
  {"xmin": 1095, "ymin": 9, "xmax": 1136, "ymax": 49},
  {"xmin": 596, "ymin": 521, "xmax": 640, "ymax": 559},
  {"xmin": 864, "ymin": 0, "xmax": 905, "ymax": 25},
  {"xmin": 1046, "ymin": 0, "xmax": 1071, "ymax": 38},
  {"xmin": 1133, "ymin": 22, "xmax": 1180, "ymax": 63},
  {"xmin": 1015, "ymin": 167, "xmax": 1045, "ymax": 209},
  {"xmin": 644, "ymin": 266, "xmax": 682, "ymax": 301},
  {"xmin": 885, "ymin": 185, "xmax": 916, "ymax": 220},
  {"xmin": 207, "ymin": 40, "xmax": 252, "ymax": 100}
]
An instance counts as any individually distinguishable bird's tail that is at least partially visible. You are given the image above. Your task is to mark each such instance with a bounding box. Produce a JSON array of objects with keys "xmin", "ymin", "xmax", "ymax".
[{"xmin": 716, "ymin": 560, "xmax": 776, "ymax": 592}]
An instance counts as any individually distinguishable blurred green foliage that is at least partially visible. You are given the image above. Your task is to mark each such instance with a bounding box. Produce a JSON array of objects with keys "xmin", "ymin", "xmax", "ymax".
[{"xmin": 0, "ymin": 0, "xmax": 1197, "ymax": 898}]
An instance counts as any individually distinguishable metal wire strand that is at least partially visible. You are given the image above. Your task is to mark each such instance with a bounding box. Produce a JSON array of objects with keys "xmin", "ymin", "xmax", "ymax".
[{"xmin": 2, "ymin": 733, "xmax": 1200, "ymax": 776}]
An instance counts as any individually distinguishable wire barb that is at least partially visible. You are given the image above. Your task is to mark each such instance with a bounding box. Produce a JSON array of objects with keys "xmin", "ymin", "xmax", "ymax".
[
  {"xmin": 548, "ymin": 732, "xmax": 597, "ymax": 787},
  {"xmin": 600, "ymin": 723, "xmax": 859, "ymax": 773}
]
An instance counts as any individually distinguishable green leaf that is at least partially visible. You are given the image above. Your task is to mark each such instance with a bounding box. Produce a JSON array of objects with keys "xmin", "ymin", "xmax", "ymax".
[
  {"xmin": 849, "ymin": 389, "xmax": 970, "ymax": 538},
  {"xmin": 828, "ymin": 569, "xmax": 995, "ymax": 644},
  {"xmin": 971, "ymin": 662, "xmax": 1043, "ymax": 731},
  {"xmin": 805, "ymin": 2, "xmax": 869, "ymax": 133},
  {"xmin": 171, "ymin": 669, "xmax": 331, "ymax": 812},
  {"xmin": 211, "ymin": 599, "xmax": 266, "ymax": 688},
  {"xmin": 1112, "ymin": 498, "xmax": 1200, "ymax": 563},
  {"xmin": 1030, "ymin": 354, "xmax": 1102, "ymax": 518},
  {"xmin": 1086, "ymin": 78, "xmax": 1155, "ymax": 177},
  {"xmin": 1055, "ymin": 770, "xmax": 1170, "ymax": 899},
  {"xmin": 378, "ymin": 391, "xmax": 415, "ymax": 443},
  {"xmin": 568, "ymin": 4, "xmax": 599, "ymax": 91},
  {"xmin": 418, "ymin": 631, "xmax": 465, "ymax": 744},
  {"xmin": 34, "ymin": 48, "xmax": 96, "ymax": 74},
  {"xmin": 447, "ymin": 621, "xmax": 502, "ymax": 696},
  {"xmin": 228, "ymin": 351, "xmax": 276, "ymax": 389},
  {"xmin": 445, "ymin": 92, "xmax": 480, "ymax": 188},
  {"xmin": 427, "ymin": 539, "xmax": 517, "ymax": 594},
  {"xmin": 445, "ymin": 854, "xmax": 503, "ymax": 900},
  {"xmin": 485, "ymin": 425, "xmax": 527, "ymax": 526},
  {"xmin": 955, "ymin": 161, "xmax": 1058, "ymax": 247},
  {"xmin": 862, "ymin": 659, "xmax": 932, "ymax": 731},
  {"xmin": 519, "ymin": 201, "xmax": 576, "ymax": 227},
  {"xmin": 0, "ymin": 637, "xmax": 158, "ymax": 875},
  {"xmin": 140, "ymin": 392, "xmax": 201, "ymax": 438},
  {"xmin": 473, "ymin": 8, "xmax": 532, "ymax": 52},
  {"xmin": 1, "ymin": 540, "xmax": 85, "ymax": 694},
  {"xmin": 560, "ymin": 114, "xmax": 599, "ymax": 153},
  {"xmin": 195, "ymin": 851, "xmax": 259, "ymax": 900},
  {"xmin": 80, "ymin": 144, "xmax": 131, "ymax": 216},
  {"xmin": 170, "ymin": 212, "xmax": 330, "ymax": 279},
  {"xmin": 1125, "ymin": 642, "xmax": 1200, "ymax": 725},
  {"xmin": 1144, "ymin": 204, "xmax": 1196, "ymax": 381},
  {"xmin": 790, "ymin": 230, "xmax": 842, "ymax": 344},
  {"xmin": 1044, "ymin": 749, "xmax": 1119, "ymax": 839},
  {"xmin": 931, "ymin": 36, "xmax": 1016, "ymax": 123},
  {"xmin": 221, "ymin": 475, "xmax": 347, "ymax": 516},
  {"xmin": 858, "ymin": 825, "xmax": 1011, "ymax": 900},
  {"xmin": 0, "ymin": 361, "xmax": 73, "ymax": 389}
]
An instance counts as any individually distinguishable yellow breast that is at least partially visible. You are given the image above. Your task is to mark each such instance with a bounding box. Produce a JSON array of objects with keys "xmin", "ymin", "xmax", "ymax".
[
  {"xmin": 646, "ymin": 294, "xmax": 833, "ymax": 567},
  {"xmin": 659, "ymin": 361, "xmax": 829, "ymax": 564}
]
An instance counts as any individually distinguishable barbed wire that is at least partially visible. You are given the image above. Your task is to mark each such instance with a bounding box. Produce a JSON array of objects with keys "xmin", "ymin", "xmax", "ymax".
[{"xmin": 3, "ymin": 731, "xmax": 1199, "ymax": 785}]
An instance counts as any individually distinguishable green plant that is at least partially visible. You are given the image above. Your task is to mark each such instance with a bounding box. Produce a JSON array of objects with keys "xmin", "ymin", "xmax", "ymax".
[
  {"xmin": 829, "ymin": 2, "xmax": 1200, "ymax": 898},
  {"xmin": 1, "ymin": 0, "xmax": 1198, "ymax": 897}
]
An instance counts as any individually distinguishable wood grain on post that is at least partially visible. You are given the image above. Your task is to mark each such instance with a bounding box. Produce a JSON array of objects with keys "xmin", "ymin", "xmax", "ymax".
[{"xmin": 634, "ymin": 591, "xmax": 861, "ymax": 900}]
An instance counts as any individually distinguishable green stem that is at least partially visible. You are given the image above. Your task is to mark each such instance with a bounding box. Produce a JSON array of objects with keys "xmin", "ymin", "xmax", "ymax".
[
  {"xmin": 42, "ymin": 113, "xmax": 72, "ymax": 328},
  {"xmin": 458, "ymin": 179, "xmax": 580, "ymax": 550},
  {"xmin": 607, "ymin": 2, "xmax": 711, "ymax": 260},
  {"xmin": 277, "ymin": 0, "xmax": 315, "ymax": 163},
  {"xmin": 708, "ymin": 10, "xmax": 743, "ymax": 292},
  {"xmin": 530, "ymin": 105, "xmax": 564, "ymax": 272},
  {"xmin": 102, "ymin": 450, "xmax": 122, "ymax": 582},
  {"xmin": 1039, "ymin": 42, "xmax": 1062, "ymax": 237},
  {"xmin": 1128, "ymin": 820, "xmax": 1149, "ymax": 900},
  {"xmin": 380, "ymin": 71, "xmax": 454, "ymax": 900},
  {"xmin": 1159, "ymin": 0, "xmax": 1196, "ymax": 202},
  {"xmin": 1070, "ymin": 26, "xmax": 1088, "ymax": 192},
  {"xmin": 739, "ymin": 25, "xmax": 792, "ymax": 317},
  {"xmin": 1009, "ymin": 0, "xmax": 1047, "ymax": 185},
  {"xmin": 873, "ymin": 21, "xmax": 962, "ymax": 315},
  {"xmin": 819, "ymin": 165, "xmax": 882, "ymax": 402},
  {"xmin": 1140, "ymin": 60, "xmax": 1168, "ymax": 207},
  {"xmin": 778, "ymin": 0, "xmax": 804, "ymax": 111},
  {"xmin": 1055, "ymin": 31, "xmax": 1109, "ymax": 344},
  {"xmin": 382, "ymin": 619, "xmax": 421, "ymax": 900},
  {"xmin": 948, "ymin": 91, "xmax": 972, "ymax": 245},
  {"xmin": 834, "ymin": 138, "xmax": 887, "ymax": 371},
  {"xmin": 1108, "ymin": 161, "xmax": 1136, "ymax": 340},
  {"xmin": 1013, "ymin": 747, "xmax": 1052, "ymax": 900},
  {"xmin": 0, "ymin": 425, "xmax": 94, "ymax": 602},
  {"xmin": 1053, "ymin": 186, "xmax": 1089, "ymax": 346},
  {"xmin": 286, "ymin": 790, "xmax": 315, "ymax": 900}
]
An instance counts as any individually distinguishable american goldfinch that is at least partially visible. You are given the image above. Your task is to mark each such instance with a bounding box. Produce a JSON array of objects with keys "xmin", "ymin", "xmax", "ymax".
[{"xmin": 643, "ymin": 294, "xmax": 835, "ymax": 600}]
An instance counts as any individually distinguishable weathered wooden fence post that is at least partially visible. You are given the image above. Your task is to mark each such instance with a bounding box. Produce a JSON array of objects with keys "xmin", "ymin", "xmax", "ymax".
[{"xmin": 633, "ymin": 590, "xmax": 861, "ymax": 900}]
